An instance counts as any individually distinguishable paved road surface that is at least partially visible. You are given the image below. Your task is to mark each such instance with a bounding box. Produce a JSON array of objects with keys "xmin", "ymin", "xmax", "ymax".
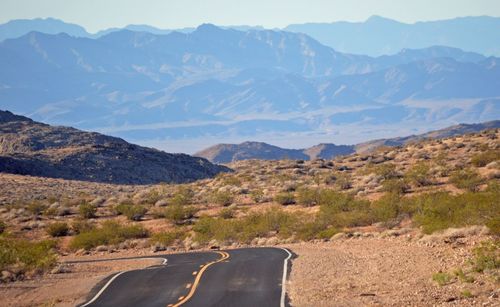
[{"xmin": 79, "ymin": 247, "xmax": 292, "ymax": 307}]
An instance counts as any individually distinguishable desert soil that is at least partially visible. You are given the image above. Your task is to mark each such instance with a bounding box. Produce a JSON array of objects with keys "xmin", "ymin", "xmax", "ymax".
[{"xmin": 287, "ymin": 230, "xmax": 499, "ymax": 306}]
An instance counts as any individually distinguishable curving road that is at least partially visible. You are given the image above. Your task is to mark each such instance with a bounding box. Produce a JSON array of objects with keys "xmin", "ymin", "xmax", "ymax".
[{"xmin": 78, "ymin": 247, "xmax": 292, "ymax": 307}]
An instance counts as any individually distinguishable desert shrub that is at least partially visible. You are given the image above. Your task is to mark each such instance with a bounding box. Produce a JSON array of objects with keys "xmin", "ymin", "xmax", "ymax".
[
  {"xmin": 406, "ymin": 162, "xmax": 433, "ymax": 187},
  {"xmin": 250, "ymin": 189, "xmax": 265, "ymax": 203},
  {"xmin": 164, "ymin": 205, "xmax": 197, "ymax": 225},
  {"xmin": 211, "ymin": 190, "xmax": 234, "ymax": 206},
  {"xmin": 219, "ymin": 207, "xmax": 236, "ymax": 219},
  {"xmin": 453, "ymin": 268, "xmax": 475, "ymax": 283},
  {"xmin": 0, "ymin": 221, "xmax": 6, "ymax": 234},
  {"xmin": 114, "ymin": 203, "xmax": 148, "ymax": 221},
  {"xmin": 411, "ymin": 189, "xmax": 499, "ymax": 234},
  {"xmin": 335, "ymin": 173, "xmax": 352, "ymax": 190},
  {"xmin": 46, "ymin": 222, "xmax": 69, "ymax": 237},
  {"xmin": 486, "ymin": 217, "xmax": 500, "ymax": 237},
  {"xmin": 432, "ymin": 272, "xmax": 453, "ymax": 286},
  {"xmin": 221, "ymin": 175, "xmax": 242, "ymax": 186},
  {"xmin": 471, "ymin": 150, "xmax": 500, "ymax": 167},
  {"xmin": 296, "ymin": 187, "xmax": 320, "ymax": 207},
  {"xmin": 0, "ymin": 237, "xmax": 56, "ymax": 274},
  {"xmin": 170, "ymin": 187, "xmax": 194, "ymax": 206},
  {"xmin": 150, "ymin": 230, "xmax": 186, "ymax": 246},
  {"xmin": 371, "ymin": 193, "xmax": 401, "ymax": 222},
  {"xmin": 27, "ymin": 202, "xmax": 48, "ymax": 216},
  {"xmin": 71, "ymin": 219, "xmax": 95, "ymax": 234},
  {"xmin": 79, "ymin": 203, "xmax": 97, "ymax": 219},
  {"xmin": 471, "ymin": 240, "xmax": 500, "ymax": 273},
  {"xmin": 69, "ymin": 221, "xmax": 148, "ymax": 250},
  {"xmin": 318, "ymin": 193, "xmax": 373, "ymax": 228},
  {"xmin": 193, "ymin": 208, "xmax": 301, "ymax": 244},
  {"xmin": 372, "ymin": 163, "xmax": 399, "ymax": 179},
  {"xmin": 449, "ymin": 168, "xmax": 483, "ymax": 192},
  {"xmin": 381, "ymin": 178, "xmax": 410, "ymax": 194},
  {"xmin": 274, "ymin": 192, "xmax": 296, "ymax": 205}
]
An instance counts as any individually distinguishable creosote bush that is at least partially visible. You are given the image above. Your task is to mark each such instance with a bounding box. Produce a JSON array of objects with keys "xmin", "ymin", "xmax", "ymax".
[
  {"xmin": 274, "ymin": 192, "xmax": 296, "ymax": 205},
  {"xmin": 164, "ymin": 205, "xmax": 197, "ymax": 225},
  {"xmin": 406, "ymin": 162, "xmax": 433, "ymax": 187},
  {"xmin": 46, "ymin": 222, "xmax": 69, "ymax": 237},
  {"xmin": 0, "ymin": 237, "xmax": 57, "ymax": 274},
  {"xmin": 70, "ymin": 221, "xmax": 148, "ymax": 250},
  {"xmin": 471, "ymin": 150, "xmax": 500, "ymax": 167},
  {"xmin": 79, "ymin": 202, "xmax": 97, "ymax": 219},
  {"xmin": 449, "ymin": 168, "xmax": 483, "ymax": 192},
  {"xmin": 150, "ymin": 230, "xmax": 186, "ymax": 247},
  {"xmin": 211, "ymin": 190, "xmax": 234, "ymax": 206},
  {"xmin": 114, "ymin": 203, "xmax": 148, "ymax": 221}
]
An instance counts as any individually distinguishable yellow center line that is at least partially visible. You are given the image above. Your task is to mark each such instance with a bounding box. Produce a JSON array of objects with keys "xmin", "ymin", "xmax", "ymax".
[{"xmin": 170, "ymin": 251, "xmax": 230, "ymax": 307}]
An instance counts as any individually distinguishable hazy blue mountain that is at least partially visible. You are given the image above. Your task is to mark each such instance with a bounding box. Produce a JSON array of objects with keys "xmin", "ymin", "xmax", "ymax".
[
  {"xmin": 285, "ymin": 16, "xmax": 500, "ymax": 57},
  {"xmin": 0, "ymin": 18, "xmax": 89, "ymax": 41},
  {"xmin": 0, "ymin": 25, "xmax": 498, "ymax": 153}
]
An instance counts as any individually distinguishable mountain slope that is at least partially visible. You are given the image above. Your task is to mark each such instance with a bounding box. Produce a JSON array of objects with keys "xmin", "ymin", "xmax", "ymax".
[
  {"xmin": 0, "ymin": 25, "xmax": 499, "ymax": 153},
  {"xmin": 0, "ymin": 110, "xmax": 229, "ymax": 184},
  {"xmin": 195, "ymin": 120, "xmax": 500, "ymax": 162},
  {"xmin": 285, "ymin": 15, "xmax": 500, "ymax": 57}
]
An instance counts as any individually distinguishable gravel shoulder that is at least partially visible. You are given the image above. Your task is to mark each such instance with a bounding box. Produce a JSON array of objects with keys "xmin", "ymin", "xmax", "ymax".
[{"xmin": 286, "ymin": 230, "xmax": 498, "ymax": 306}]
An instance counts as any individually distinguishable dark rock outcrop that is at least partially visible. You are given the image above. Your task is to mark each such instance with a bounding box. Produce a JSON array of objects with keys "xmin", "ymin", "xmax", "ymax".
[{"xmin": 0, "ymin": 110, "xmax": 230, "ymax": 184}]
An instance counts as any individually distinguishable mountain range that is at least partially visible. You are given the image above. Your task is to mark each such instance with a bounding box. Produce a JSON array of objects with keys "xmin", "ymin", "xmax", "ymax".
[
  {"xmin": 195, "ymin": 120, "xmax": 500, "ymax": 163},
  {"xmin": 0, "ymin": 21, "xmax": 499, "ymax": 153},
  {"xmin": 1, "ymin": 16, "xmax": 500, "ymax": 57},
  {"xmin": 0, "ymin": 110, "xmax": 229, "ymax": 184}
]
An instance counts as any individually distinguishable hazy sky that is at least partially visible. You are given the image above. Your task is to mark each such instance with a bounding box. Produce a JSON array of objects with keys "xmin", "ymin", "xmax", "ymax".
[{"xmin": 1, "ymin": 0, "xmax": 500, "ymax": 33}]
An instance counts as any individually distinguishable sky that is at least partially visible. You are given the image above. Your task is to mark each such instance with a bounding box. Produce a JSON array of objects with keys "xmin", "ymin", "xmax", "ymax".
[{"xmin": 1, "ymin": 0, "xmax": 500, "ymax": 33}]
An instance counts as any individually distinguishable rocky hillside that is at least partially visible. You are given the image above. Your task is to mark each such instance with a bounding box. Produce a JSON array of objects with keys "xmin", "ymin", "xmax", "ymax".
[
  {"xmin": 196, "ymin": 120, "xmax": 500, "ymax": 163},
  {"xmin": 0, "ymin": 110, "xmax": 229, "ymax": 184}
]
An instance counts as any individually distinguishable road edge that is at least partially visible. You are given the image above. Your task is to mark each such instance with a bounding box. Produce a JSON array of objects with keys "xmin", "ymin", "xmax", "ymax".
[{"xmin": 280, "ymin": 248, "xmax": 293, "ymax": 307}]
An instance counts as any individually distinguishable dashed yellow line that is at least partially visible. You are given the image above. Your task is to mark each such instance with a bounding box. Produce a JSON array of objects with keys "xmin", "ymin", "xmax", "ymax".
[{"xmin": 170, "ymin": 251, "xmax": 230, "ymax": 307}]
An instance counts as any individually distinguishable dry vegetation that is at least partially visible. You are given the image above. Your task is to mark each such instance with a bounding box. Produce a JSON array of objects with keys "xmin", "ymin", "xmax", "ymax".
[{"xmin": 0, "ymin": 128, "xmax": 499, "ymax": 305}]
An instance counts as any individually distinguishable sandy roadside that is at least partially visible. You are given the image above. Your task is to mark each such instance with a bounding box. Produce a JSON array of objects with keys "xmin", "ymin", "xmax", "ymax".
[{"xmin": 286, "ymin": 231, "xmax": 498, "ymax": 306}]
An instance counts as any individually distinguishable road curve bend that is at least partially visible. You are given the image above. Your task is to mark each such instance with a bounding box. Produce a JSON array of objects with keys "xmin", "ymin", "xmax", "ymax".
[{"xmin": 80, "ymin": 247, "xmax": 292, "ymax": 307}]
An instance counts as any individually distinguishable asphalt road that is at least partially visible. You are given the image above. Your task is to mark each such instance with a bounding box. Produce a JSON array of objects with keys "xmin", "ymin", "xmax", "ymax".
[{"xmin": 79, "ymin": 247, "xmax": 292, "ymax": 307}]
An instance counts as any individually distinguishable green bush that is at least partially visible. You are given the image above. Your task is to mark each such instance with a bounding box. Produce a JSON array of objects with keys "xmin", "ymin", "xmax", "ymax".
[
  {"xmin": 335, "ymin": 174, "xmax": 352, "ymax": 190},
  {"xmin": 27, "ymin": 202, "xmax": 48, "ymax": 216},
  {"xmin": 381, "ymin": 178, "xmax": 410, "ymax": 195},
  {"xmin": 471, "ymin": 150, "xmax": 500, "ymax": 167},
  {"xmin": 71, "ymin": 219, "xmax": 95, "ymax": 234},
  {"xmin": 46, "ymin": 222, "xmax": 69, "ymax": 237},
  {"xmin": 250, "ymin": 189, "xmax": 265, "ymax": 203},
  {"xmin": 164, "ymin": 205, "xmax": 197, "ymax": 225},
  {"xmin": 0, "ymin": 237, "xmax": 56, "ymax": 274},
  {"xmin": 193, "ymin": 208, "xmax": 302, "ymax": 244},
  {"xmin": 372, "ymin": 163, "xmax": 399, "ymax": 179},
  {"xmin": 432, "ymin": 272, "xmax": 453, "ymax": 286},
  {"xmin": 449, "ymin": 168, "xmax": 483, "ymax": 192},
  {"xmin": 219, "ymin": 207, "xmax": 236, "ymax": 219},
  {"xmin": 170, "ymin": 187, "xmax": 194, "ymax": 206},
  {"xmin": 211, "ymin": 190, "xmax": 234, "ymax": 206},
  {"xmin": 274, "ymin": 192, "xmax": 296, "ymax": 205},
  {"xmin": 150, "ymin": 230, "xmax": 186, "ymax": 246},
  {"xmin": 296, "ymin": 187, "xmax": 320, "ymax": 207},
  {"xmin": 406, "ymin": 162, "xmax": 433, "ymax": 187},
  {"xmin": 114, "ymin": 203, "xmax": 148, "ymax": 221},
  {"xmin": 69, "ymin": 221, "xmax": 148, "ymax": 250},
  {"xmin": 79, "ymin": 203, "xmax": 97, "ymax": 219},
  {"xmin": 371, "ymin": 193, "xmax": 401, "ymax": 223},
  {"xmin": 471, "ymin": 240, "xmax": 499, "ymax": 273},
  {"xmin": 411, "ymin": 189, "xmax": 499, "ymax": 234}
]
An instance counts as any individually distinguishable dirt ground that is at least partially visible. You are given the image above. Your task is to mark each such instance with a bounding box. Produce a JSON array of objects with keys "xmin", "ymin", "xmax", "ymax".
[{"xmin": 286, "ymin": 230, "xmax": 499, "ymax": 307}]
